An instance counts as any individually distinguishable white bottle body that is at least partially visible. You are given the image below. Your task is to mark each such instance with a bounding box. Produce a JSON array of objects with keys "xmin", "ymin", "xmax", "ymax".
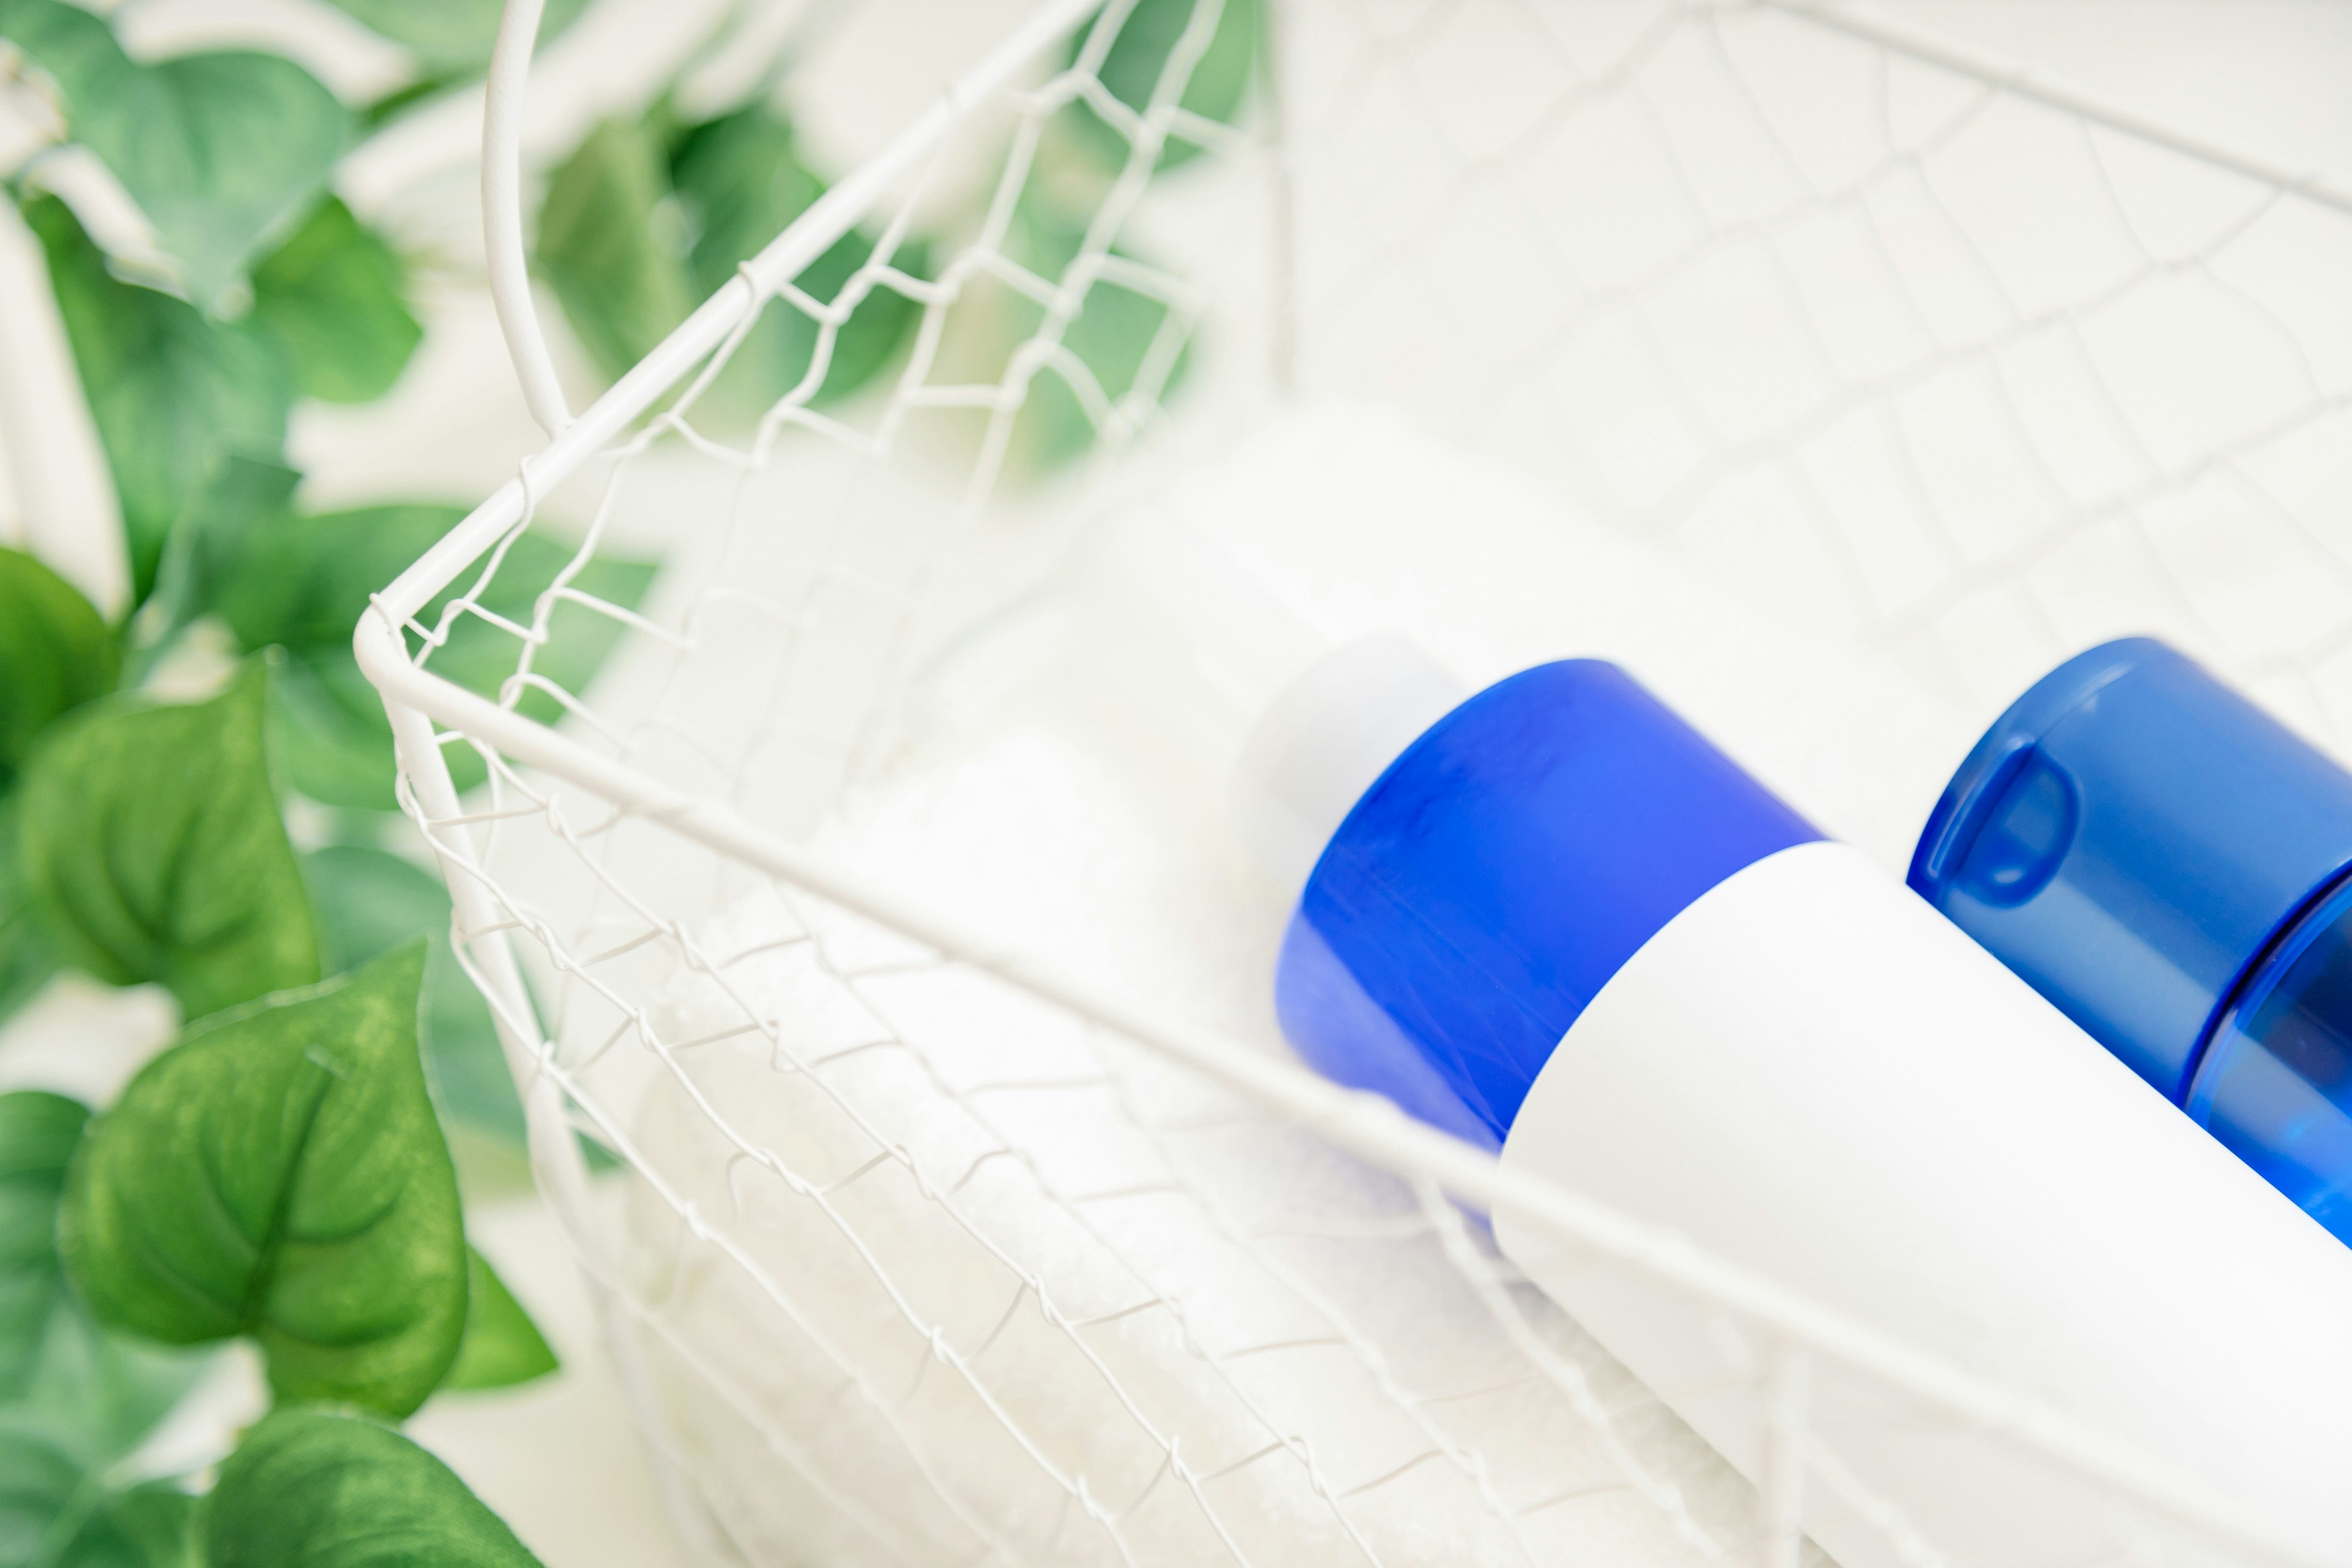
[{"xmin": 1497, "ymin": 841, "xmax": 2352, "ymax": 1566}]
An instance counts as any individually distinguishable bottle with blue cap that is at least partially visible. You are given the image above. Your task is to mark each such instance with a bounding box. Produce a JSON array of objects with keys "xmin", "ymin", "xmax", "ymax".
[
  {"xmin": 1912, "ymin": 636, "xmax": 2352, "ymax": 1248},
  {"xmin": 1182, "ymin": 552, "xmax": 2352, "ymax": 1562}
]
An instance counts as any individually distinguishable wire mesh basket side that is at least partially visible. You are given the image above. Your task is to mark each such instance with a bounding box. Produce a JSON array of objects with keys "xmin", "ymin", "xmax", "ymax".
[
  {"xmin": 359, "ymin": 2, "xmax": 2352, "ymax": 1564},
  {"xmin": 1280, "ymin": 0, "xmax": 2352, "ymax": 741}
]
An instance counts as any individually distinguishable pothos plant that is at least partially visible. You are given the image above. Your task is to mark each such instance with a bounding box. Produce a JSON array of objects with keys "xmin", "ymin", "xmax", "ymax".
[
  {"xmin": 0, "ymin": 0, "xmax": 1259, "ymax": 1560},
  {"xmin": 530, "ymin": 0, "xmax": 1262, "ymax": 472},
  {"xmin": 0, "ymin": 0, "xmax": 631, "ymax": 1559}
]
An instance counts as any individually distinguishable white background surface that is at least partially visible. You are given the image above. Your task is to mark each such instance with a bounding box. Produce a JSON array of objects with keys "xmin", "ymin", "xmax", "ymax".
[{"xmin": 4, "ymin": 3, "xmax": 2352, "ymax": 1564}]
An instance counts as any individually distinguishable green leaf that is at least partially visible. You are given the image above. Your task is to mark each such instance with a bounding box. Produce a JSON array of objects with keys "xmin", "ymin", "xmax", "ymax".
[
  {"xmin": 269, "ymin": 650, "xmax": 406, "ymax": 812},
  {"xmin": 355, "ymin": 72, "xmax": 466, "ymax": 132},
  {"xmin": 22, "ymin": 195, "xmax": 292, "ymax": 605},
  {"xmin": 215, "ymin": 502, "xmax": 466, "ymax": 655},
  {"xmin": 0, "ymin": 1432, "xmax": 80, "ymax": 1565},
  {"xmin": 0, "ymin": 0, "xmax": 352, "ymax": 307},
  {"xmin": 1004, "ymin": 190, "xmax": 1192, "ymax": 472},
  {"xmin": 0, "ymin": 1093, "xmax": 210, "ymax": 1472},
  {"xmin": 206, "ymin": 1406, "xmax": 545, "ymax": 1568},
  {"xmin": 537, "ymin": 115, "xmax": 695, "ymax": 382},
  {"xmin": 303, "ymin": 845, "xmax": 524, "ymax": 1148},
  {"xmin": 1067, "ymin": 0, "xmax": 1262, "ymax": 171},
  {"xmin": 59, "ymin": 944, "xmax": 467, "ymax": 1418},
  {"xmin": 134, "ymin": 457, "xmax": 301, "ymax": 673},
  {"xmin": 219, "ymin": 506, "xmax": 656, "ymax": 809},
  {"xmin": 0, "ymin": 794, "xmax": 61, "ymax": 1027},
  {"xmin": 0, "ymin": 1091, "xmax": 85, "ymax": 1398},
  {"xmin": 15, "ymin": 659, "xmax": 320, "ymax": 1020},
  {"xmin": 668, "ymin": 103, "xmax": 927, "ymax": 418},
  {"xmin": 444, "ymin": 1246, "xmax": 556, "ymax": 1392},
  {"xmin": 0, "ymin": 548, "xmax": 116, "ymax": 789},
  {"xmin": 248, "ymin": 198, "xmax": 421, "ymax": 404},
  {"xmin": 71, "ymin": 1485, "xmax": 200, "ymax": 1568},
  {"xmin": 317, "ymin": 0, "xmax": 592, "ymax": 72},
  {"xmin": 0, "ymin": 1438, "xmax": 202, "ymax": 1568},
  {"xmin": 0, "ymin": 790, "xmax": 59, "ymax": 1025}
]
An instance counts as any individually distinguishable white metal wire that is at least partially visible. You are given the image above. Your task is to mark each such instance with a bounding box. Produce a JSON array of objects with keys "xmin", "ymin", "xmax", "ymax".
[
  {"xmin": 363, "ymin": 2, "xmax": 2352, "ymax": 1563},
  {"xmin": 483, "ymin": 0, "xmax": 573, "ymax": 437}
]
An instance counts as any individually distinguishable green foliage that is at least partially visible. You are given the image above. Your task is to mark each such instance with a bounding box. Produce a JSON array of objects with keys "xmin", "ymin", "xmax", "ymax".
[
  {"xmin": 668, "ymin": 102, "xmax": 927, "ymax": 417},
  {"xmin": 318, "ymin": 0, "xmax": 592, "ymax": 72},
  {"xmin": 0, "ymin": 504, "xmax": 102, "ymax": 1033},
  {"xmin": 0, "ymin": 1436, "xmax": 200, "ymax": 1568},
  {"xmin": 0, "ymin": 1092, "xmax": 85, "ymax": 1399},
  {"xmin": 0, "ymin": 546, "xmax": 114, "ymax": 788},
  {"xmin": 445, "ymin": 1248, "xmax": 557, "ymax": 1392},
  {"xmin": 304, "ymin": 845, "xmax": 524, "ymax": 1153},
  {"xmin": 535, "ymin": 115, "xmax": 695, "ymax": 382},
  {"xmin": 249, "ymin": 198, "xmax": 423, "ymax": 405},
  {"xmin": 0, "ymin": 0, "xmax": 589, "ymax": 1549},
  {"xmin": 0, "ymin": 1294, "xmax": 209, "ymax": 1477},
  {"xmin": 0, "ymin": 0, "xmax": 350, "ymax": 308},
  {"xmin": 538, "ymin": 100, "xmax": 926, "ymax": 417},
  {"xmin": 136, "ymin": 458, "xmax": 301, "ymax": 670},
  {"xmin": 59, "ymin": 945, "xmax": 469, "ymax": 1419},
  {"xmin": 221, "ymin": 505, "xmax": 656, "ymax": 807},
  {"xmin": 23, "ymin": 197, "xmax": 292, "ymax": 604},
  {"xmin": 1003, "ymin": 188, "xmax": 1192, "ymax": 472},
  {"xmin": 1068, "ymin": 0, "xmax": 1262, "ymax": 170},
  {"xmin": 0, "ymin": 1093, "xmax": 213, "ymax": 1477},
  {"xmin": 15, "ymin": 662, "xmax": 318, "ymax": 1020},
  {"xmin": 206, "ymin": 1406, "xmax": 545, "ymax": 1568},
  {"xmin": 0, "ymin": 794, "xmax": 55, "ymax": 1023},
  {"xmin": 266, "ymin": 650, "xmax": 412, "ymax": 812}
]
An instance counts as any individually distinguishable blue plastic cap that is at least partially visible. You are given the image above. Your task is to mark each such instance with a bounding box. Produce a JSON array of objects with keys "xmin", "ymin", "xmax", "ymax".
[
  {"xmin": 1273, "ymin": 660, "xmax": 1821, "ymax": 1147},
  {"xmin": 1910, "ymin": 637, "xmax": 2352, "ymax": 1102}
]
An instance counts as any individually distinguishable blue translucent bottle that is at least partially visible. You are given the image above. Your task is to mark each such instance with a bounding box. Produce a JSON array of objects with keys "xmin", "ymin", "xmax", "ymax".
[
  {"xmin": 1910, "ymin": 636, "xmax": 2352, "ymax": 1243},
  {"xmin": 1232, "ymin": 639, "xmax": 2352, "ymax": 1562}
]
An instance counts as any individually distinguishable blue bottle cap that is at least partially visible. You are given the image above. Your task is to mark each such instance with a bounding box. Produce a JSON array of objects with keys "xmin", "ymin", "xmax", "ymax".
[
  {"xmin": 2184, "ymin": 873, "xmax": 2352, "ymax": 1243},
  {"xmin": 1910, "ymin": 638, "xmax": 2352, "ymax": 1102},
  {"xmin": 1273, "ymin": 660, "xmax": 1820, "ymax": 1148}
]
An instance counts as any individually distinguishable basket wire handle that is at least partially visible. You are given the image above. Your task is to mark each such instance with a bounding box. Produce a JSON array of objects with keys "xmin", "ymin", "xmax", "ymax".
[{"xmin": 485, "ymin": 0, "xmax": 573, "ymax": 437}]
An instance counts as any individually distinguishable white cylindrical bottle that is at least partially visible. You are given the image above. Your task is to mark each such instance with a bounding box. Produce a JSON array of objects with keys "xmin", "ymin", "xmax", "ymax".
[{"xmin": 1240, "ymin": 639, "xmax": 2352, "ymax": 1567}]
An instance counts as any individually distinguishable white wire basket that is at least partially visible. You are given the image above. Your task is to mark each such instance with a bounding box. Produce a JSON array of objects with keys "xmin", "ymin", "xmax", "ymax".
[{"xmin": 360, "ymin": 2, "xmax": 2352, "ymax": 1564}]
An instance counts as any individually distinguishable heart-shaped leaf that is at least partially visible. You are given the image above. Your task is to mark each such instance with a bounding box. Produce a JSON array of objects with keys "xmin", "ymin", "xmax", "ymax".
[
  {"xmin": 15, "ymin": 660, "xmax": 318, "ymax": 1019},
  {"xmin": 23, "ymin": 196, "xmax": 292, "ymax": 605},
  {"xmin": 0, "ymin": 0, "xmax": 351, "ymax": 308},
  {"xmin": 667, "ymin": 103, "xmax": 927, "ymax": 419},
  {"xmin": 315, "ymin": 0, "xmax": 591, "ymax": 72},
  {"xmin": 248, "ymin": 197, "xmax": 421, "ymax": 405},
  {"xmin": 206, "ymin": 1406, "xmax": 544, "ymax": 1568},
  {"xmin": 59, "ymin": 944, "xmax": 467, "ymax": 1417},
  {"xmin": 0, "ymin": 547, "xmax": 116, "ymax": 788},
  {"xmin": 443, "ymin": 1246, "xmax": 557, "ymax": 1392}
]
